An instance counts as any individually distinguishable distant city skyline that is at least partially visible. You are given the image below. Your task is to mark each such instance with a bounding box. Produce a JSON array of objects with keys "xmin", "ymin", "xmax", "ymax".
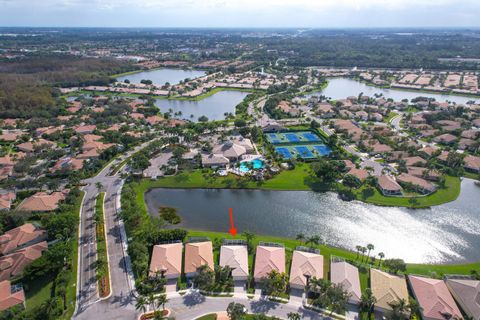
[{"xmin": 1, "ymin": 0, "xmax": 480, "ymax": 28}]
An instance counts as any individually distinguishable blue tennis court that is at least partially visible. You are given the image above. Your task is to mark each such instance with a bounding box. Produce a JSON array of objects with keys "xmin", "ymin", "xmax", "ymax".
[
  {"xmin": 294, "ymin": 146, "xmax": 314, "ymax": 158},
  {"xmin": 275, "ymin": 147, "xmax": 292, "ymax": 159},
  {"xmin": 302, "ymin": 132, "xmax": 320, "ymax": 142},
  {"xmin": 313, "ymin": 145, "xmax": 331, "ymax": 156},
  {"xmin": 285, "ymin": 133, "xmax": 300, "ymax": 142}
]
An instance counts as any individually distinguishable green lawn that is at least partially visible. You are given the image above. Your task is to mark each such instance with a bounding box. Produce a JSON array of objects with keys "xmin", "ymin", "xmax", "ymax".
[
  {"xmin": 24, "ymin": 275, "xmax": 54, "ymax": 310},
  {"xmin": 353, "ymin": 175, "xmax": 461, "ymax": 208},
  {"xmin": 385, "ymin": 111, "xmax": 399, "ymax": 123}
]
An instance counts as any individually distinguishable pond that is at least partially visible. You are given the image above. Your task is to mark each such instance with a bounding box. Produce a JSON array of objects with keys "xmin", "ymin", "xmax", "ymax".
[
  {"xmin": 117, "ymin": 68, "xmax": 206, "ymax": 86},
  {"xmin": 145, "ymin": 178, "xmax": 480, "ymax": 264},
  {"xmin": 307, "ymin": 78, "xmax": 478, "ymax": 104},
  {"xmin": 154, "ymin": 90, "xmax": 250, "ymax": 122}
]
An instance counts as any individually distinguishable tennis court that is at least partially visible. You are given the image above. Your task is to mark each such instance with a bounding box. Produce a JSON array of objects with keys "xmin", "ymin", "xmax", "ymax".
[
  {"xmin": 274, "ymin": 144, "xmax": 332, "ymax": 160},
  {"xmin": 266, "ymin": 131, "xmax": 321, "ymax": 144}
]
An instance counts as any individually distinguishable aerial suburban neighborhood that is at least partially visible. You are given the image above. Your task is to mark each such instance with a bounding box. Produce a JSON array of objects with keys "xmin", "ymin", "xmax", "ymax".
[{"xmin": 0, "ymin": 2, "xmax": 480, "ymax": 320}]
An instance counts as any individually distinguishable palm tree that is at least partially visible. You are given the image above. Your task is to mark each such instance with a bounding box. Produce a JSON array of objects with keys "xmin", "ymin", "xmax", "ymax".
[
  {"xmin": 359, "ymin": 288, "xmax": 376, "ymax": 319},
  {"xmin": 378, "ymin": 252, "xmax": 385, "ymax": 266},
  {"xmin": 360, "ymin": 246, "xmax": 367, "ymax": 262},
  {"xmin": 135, "ymin": 295, "xmax": 148, "ymax": 314},
  {"xmin": 408, "ymin": 298, "xmax": 422, "ymax": 319},
  {"xmin": 388, "ymin": 298, "xmax": 409, "ymax": 320},
  {"xmin": 306, "ymin": 235, "xmax": 321, "ymax": 248},
  {"xmin": 156, "ymin": 294, "xmax": 168, "ymax": 311},
  {"xmin": 355, "ymin": 245, "xmax": 362, "ymax": 260},
  {"xmin": 296, "ymin": 233, "xmax": 306, "ymax": 243},
  {"xmin": 366, "ymin": 243, "xmax": 374, "ymax": 263}
]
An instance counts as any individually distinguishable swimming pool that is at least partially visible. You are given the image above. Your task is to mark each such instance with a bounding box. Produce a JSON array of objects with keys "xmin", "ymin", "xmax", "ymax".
[{"xmin": 239, "ymin": 158, "xmax": 265, "ymax": 172}]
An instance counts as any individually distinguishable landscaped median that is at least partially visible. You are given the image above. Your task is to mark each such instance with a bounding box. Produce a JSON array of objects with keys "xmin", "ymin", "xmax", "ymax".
[{"xmin": 95, "ymin": 192, "xmax": 110, "ymax": 298}]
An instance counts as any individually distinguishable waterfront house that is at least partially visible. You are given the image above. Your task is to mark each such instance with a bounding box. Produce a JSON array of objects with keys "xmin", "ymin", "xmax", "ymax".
[
  {"xmin": 219, "ymin": 245, "xmax": 249, "ymax": 281},
  {"xmin": 371, "ymin": 269, "xmax": 409, "ymax": 315},
  {"xmin": 396, "ymin": 173, "xmax": 436, "ymax": 194},
  {"xmin": 408, "ymin": 275, "xmax": 462, "ymax": 320},
  {"xmin": 330, "ymin": 260, "xmax": 361, "ymax": 304},
  {"xmin": 464, "ymin": 155, "xmax": 480, "ymax": 173},
  {"xmin": 254, "ymin": 245, "xmax": 285, "ymax": 281},
  {"xmin": 289, "ymin": 249, "xmax": 323, "ymax": 290},
  {"xmin": 184, "ymin": 241, "xmax": 214, "ymax": 278},
  {"xmin": 377, "ymin": 175, "xmax": 402, "ymax": 196},
  {"xmin": 445, "ymin": 278, "xmax": 480, "ymax": 320},
  {"xmin": 346, "ymin": 168, "xmax": 370, "ymax": 182},
  {"xmin": 0, "ymin": 280, "xmax": 25, "ymax": 312},
  {"xmin": 149, "ymin": 242, "xmax": 183, "ymax": 279}
]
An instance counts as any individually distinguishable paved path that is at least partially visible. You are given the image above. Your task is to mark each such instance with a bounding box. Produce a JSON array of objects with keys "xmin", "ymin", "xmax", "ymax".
[{"xmin": 168, "ymin": 291, "xmax": 327, "ymax": 320}]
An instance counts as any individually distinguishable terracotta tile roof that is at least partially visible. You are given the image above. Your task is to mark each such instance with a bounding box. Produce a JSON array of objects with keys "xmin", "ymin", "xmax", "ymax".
[
  {"xmin": 0, "ymin": 223, "xmax": 46, "ymax": 255},
  {"xmin": 331, "ymin": 260, "xmax": 361, "ymax": 303},
  {"xmin": 409, "ymin": 275, "xmax": 462, "ymax": 320},
  {"xmin": 74, "ymin": 124, "xmax": 96, "ymax": 134},
  {"xmin": 149, "ymin": 243, "xmax": 183, "ymax": 278},
  {"xmin": 0, "ymin": 192, "xmax": 15, "ymax": 211},
  {"xmin": 289, "ymin": 250, "xmax": 323, "ymax": 288},
  {"xmin": 219, "ymin": 245, "xmax": 249, "ymax": 279},
  {"xmin": 378, "ymin": 175, "xmax": 402, "ymax": 193},
  {"xmin": 184, "ymin": 241, "xmax": 214, "ymax": 274},
  {"xmin": 254, "ymin": 246, "xmax": 285, "ymax": 280},
  {"xmin": 0, "ymin": 241, "xmax": 47, "ymax": 281},
  {"xmin": 397, "ymin": 173, "xmax": 436, "ymax": 193},
  {"xmin": 347, "ymin": 168, "xmax": 369, "ymax": 181},
  {"xmin": 16, "ymin": 190, "xmax": 68, "ymax": 212},
  {"xmin": 445, "ymin": 278, "xmax": 480, "ymax": 320},
  {"xmin": 0, "ymin": 280, "xmax": 25, "ymax": 311},
  {"xmin": 371, "ymin": 269, "xmax": 409, "ymax": 312}
]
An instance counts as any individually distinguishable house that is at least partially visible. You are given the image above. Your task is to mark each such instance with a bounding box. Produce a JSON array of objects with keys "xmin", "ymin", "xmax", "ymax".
[
  {"xmin": 369, "ymin": 142, "xmax": 393, "ymax": 155},
  {"xmin": 219, "ymin": 245, "xmax": 249, "ymax": 281},
  {"xmin": 408, "ymin": 275, "xmax": 462, "ymax": 320},
  {"xmin": 16, "ymin": 190, "xmax": 69, "ymax": 212},
  {"xmin": 370, "ymin": 269, "xmax": 409, "ymax": 315},
  {"xmin": 51, "ymin": 157, "xmax": 84, "ymax": 172},
  {"xmin": 316, "ymin": 103, "xmax": 335, "ymax": 118},
  {"xmin": 230, "ymin": 137, "xmax": 254, "ymax": 154},
  {"xmin": 149, "ymin": 242, "xmax": 183, "ymax": 279},
  {"xmin": 407, "ymin": 167, "xmax": 441, "ymax": 181},
  {"xmin": 74, "ymin": 124, "xmax": 96, "ymax": 135},
  {"xmin": 277, "ymin": 101, "xmax": 301, "ymax": 117},
  {"xmin": 346, "ymin": 168, "xmax": 369, "ymax": 181},
  {"xmin": 330, "ymin": 260, "xmax": 361, "ymax": 304},
  {"xmin": 254, "ymin": 245, "xmax": 285, "ymax": 281},
  {"xmin": 0, "ymin": 241, "xmax": 48, "ymax": 281},
  {"xmin": 289, "ymin": 249, "xmax": 323, "ymax": 290},
  {"xmin": 419, "ymin": 146, "xmax": 439, "ymax": 158},
  {"xmin": 146, "ymin": 115, "xmax": 164, "ymax": 126},
  {"xmin": 464, "ymin": 155, "xmax": 480, "ymax": 173},
  {"xmin": 0, "ymin": 280, "xmax": 25, "ymax": 312},
  {"xmin": 434, "ymin": 133, "xmax": 457, "ymax": 145},
  {"xmin": 396, "ymin": 173, "xmax": 436, "ymax": 194},
  {"xmin": 201, "ymin": 154, "xmax": 229, "ymax": 168},
  {"xmin": 0, "ymin": 191, "xmax": 15, "ymax": 211},
  {"xmin": 445, "ymin": 278, "xmax": 480, "ymax": 320},
  {"xmin": 377, "ymin": 175, "xmax": 402, "ymax": 196},
  {"xmin": 16, "ymin": 139, "xmax": 56, "ymax": 154},
  {"xmin": 0, "ymin": 223, "xmax": 47, "ymax": 256},
  {"xmin": 403, "ymin": 156, "xmax": 427, "ymax": 167},
  {"xmin": 184, "ymin": 241, "xmax": 214, "ymax": 277},
  {"xmin": 459, "ymin": 138, "xmax": 478, "ymax": 151}
]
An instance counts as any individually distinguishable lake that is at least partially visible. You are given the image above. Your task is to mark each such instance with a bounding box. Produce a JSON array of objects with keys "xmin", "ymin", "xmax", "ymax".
[
  {"xmin": 154, "ymin": 90, "xmax": 250, "ymax": 121},
  {"xmin": 145, "ymin": 178, "xmax": 480, "ymax": 264},
  {"xmin": 308, "ymin": 78, "xmax": 478, "ymax": 104},
  {"xmin": 117, "ymin": 68, "xmax": 206, "ymax": 86}
]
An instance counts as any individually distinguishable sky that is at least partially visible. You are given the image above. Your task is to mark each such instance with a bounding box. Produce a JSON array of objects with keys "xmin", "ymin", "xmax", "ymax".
[{"xmin": 1, "ymin": 0, "xmax": 480, "ymax": 28}]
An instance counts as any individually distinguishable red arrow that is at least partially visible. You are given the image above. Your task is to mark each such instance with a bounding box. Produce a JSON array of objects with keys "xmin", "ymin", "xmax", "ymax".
[{"xmin": 229, "ymin": 208, "xmax": 237, "ymax": 237}]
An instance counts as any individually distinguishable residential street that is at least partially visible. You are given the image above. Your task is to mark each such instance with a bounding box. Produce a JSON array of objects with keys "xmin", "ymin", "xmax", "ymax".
[{"xmin": 167, "ymin": 291, "xmax": 327, "ymax": 320}]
